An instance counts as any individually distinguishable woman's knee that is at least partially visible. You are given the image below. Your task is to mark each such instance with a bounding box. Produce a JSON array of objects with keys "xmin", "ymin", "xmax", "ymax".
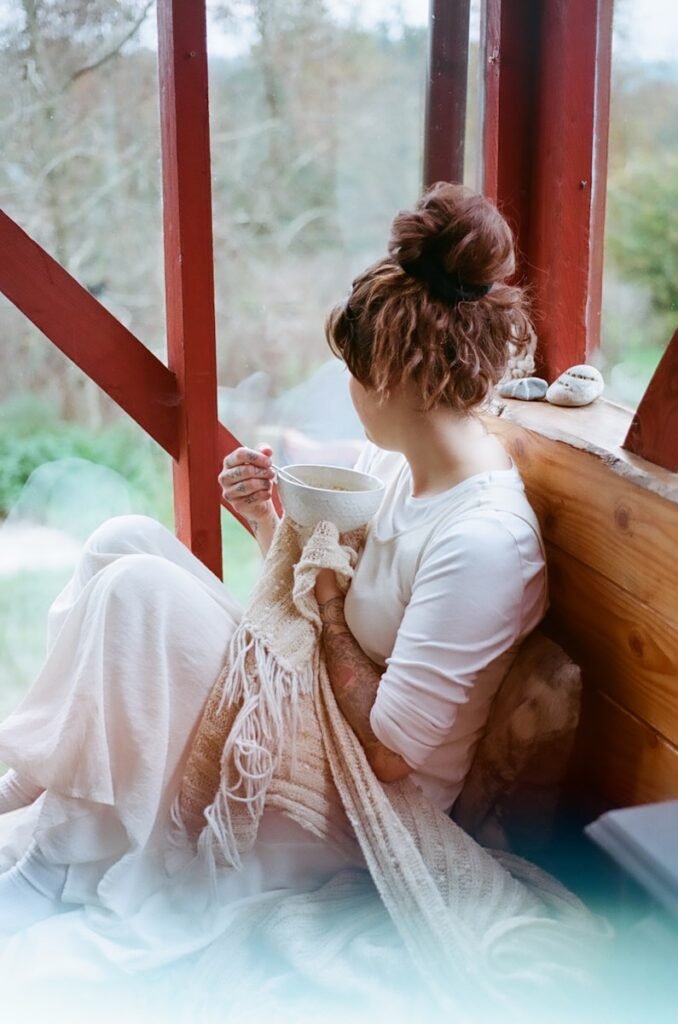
[
  {"xmin": 96, "ymin": 554, "xmax": 234, "ymax": 651},
  {"xmin": 85, "ymin": 515, "xmax": 171, "ymax": 559},
  {"xmin": 99, "ymin": 551, "xmax": 182, "ymax": 598}
]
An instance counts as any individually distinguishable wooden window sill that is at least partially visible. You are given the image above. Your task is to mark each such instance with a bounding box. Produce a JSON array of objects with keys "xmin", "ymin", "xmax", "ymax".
[{"xmin": 488, "ymin": 397, "xmax": 678, "ymax": 504}]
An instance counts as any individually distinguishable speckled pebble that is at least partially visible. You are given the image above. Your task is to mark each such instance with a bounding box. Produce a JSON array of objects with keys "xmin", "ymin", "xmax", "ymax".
[
  {"xmin": 497, "ymin": 376, "xmax": 548, "ymax": 401},
  {"xmin": 546, "ymin": 364, "xmax": 604, "ymax": 407}
]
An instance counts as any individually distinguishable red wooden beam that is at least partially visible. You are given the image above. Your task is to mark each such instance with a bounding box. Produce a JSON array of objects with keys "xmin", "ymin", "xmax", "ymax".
[
  {"xmin": 424, "ymin": 0, "xmax": 471, "ymax": 187},
  {"xmin": 0, "ymin": 209, "xmax": 272, "ymax": 542},
  {"xmin": 0, "ymin": 209, "xmax": 181, "ymax": 459},
  {"xmin": 481, "ymin": 0, "xmax": 540, "ymax": 235},
  {"xmin": 623, "ymin": 327, "xmax": 678, "ymax": 471},
  {"xmin": 157, "ymin": 0, "xmax": 222, "ymax": 577},
  {"xmin": 481, "ymin": 0, "xmax": 614, "ymax": 381}
]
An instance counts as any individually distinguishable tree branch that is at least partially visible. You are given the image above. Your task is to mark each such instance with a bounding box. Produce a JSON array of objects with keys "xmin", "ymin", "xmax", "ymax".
[{"xmin": 69, "ymin": 0, "xmax": 155, "ymax": 86}]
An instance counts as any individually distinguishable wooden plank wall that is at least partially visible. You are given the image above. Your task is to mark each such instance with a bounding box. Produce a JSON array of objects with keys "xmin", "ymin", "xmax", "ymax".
[{"xmin": 486, "ymin": 407, "xmax": 678, "ymax": 816}]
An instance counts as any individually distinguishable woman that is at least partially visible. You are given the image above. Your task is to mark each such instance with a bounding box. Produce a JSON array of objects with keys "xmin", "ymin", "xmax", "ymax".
[{"xmin": 0, "ymin": 183, "xmax": 546, "ymax": 952}]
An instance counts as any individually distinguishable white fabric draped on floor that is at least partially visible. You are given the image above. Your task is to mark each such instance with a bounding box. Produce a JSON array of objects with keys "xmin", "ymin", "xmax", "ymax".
[{"xmin": 0, "ymin": 516, "xmax": 385, "ymax": 1023}]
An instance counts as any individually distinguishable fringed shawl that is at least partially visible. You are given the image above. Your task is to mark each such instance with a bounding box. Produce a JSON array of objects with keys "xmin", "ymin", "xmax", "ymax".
[{"xmin": 175, "ymin": 518, "xmax": 610, "ymax": 1018}]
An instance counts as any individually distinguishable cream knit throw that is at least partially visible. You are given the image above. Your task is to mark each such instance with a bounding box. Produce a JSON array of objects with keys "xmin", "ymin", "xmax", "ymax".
[{"xmin": 176, "ymin": 517, "xmax": 610, "ymax": 1018}]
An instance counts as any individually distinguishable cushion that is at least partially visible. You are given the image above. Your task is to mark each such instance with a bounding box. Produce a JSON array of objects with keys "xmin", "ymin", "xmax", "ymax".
[{"xmin": 451, "ymin": 631, "xmax": 582, "ymax": 855}]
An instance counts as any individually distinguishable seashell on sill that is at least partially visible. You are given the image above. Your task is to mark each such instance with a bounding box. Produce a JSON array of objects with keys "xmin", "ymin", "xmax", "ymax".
[
  {"xmin": 497, "ymin": 377, "xmax": 548, "ymax": 401},
  {"xmin": 546, "ymin": 364, "xmax": 604, "ymax": 407}
]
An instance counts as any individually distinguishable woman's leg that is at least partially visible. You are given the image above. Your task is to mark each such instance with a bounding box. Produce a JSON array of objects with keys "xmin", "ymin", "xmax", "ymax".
[
  {"xmin": 0, "ymin": 514, "xmax": 240, "ymax": 816},
  {"xmin": 0, "ymin": 529, "xmax": 243, "ymax": 927},
  {"xmin": 46, "ymin": 514, "xmax": 239, "ymax": 652}
]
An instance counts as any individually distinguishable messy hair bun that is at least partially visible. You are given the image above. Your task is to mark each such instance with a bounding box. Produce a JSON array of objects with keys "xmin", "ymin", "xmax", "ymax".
[{"xmin": 325, "ymin": 182, "xmax": 533, "ymax": 412}]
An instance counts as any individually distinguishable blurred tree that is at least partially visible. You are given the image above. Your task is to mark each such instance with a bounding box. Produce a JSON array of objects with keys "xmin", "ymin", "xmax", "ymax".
[
  {"xmin": 1, "ymin": 0, "xmax": 427, "ymax": 411},
  {"xmin": 606, "ymin": 155, "xmax": 678, "ymax": 322},
  {"xmin": 0, "ymin": 0, "xmax": 161, "ymax": 420}
]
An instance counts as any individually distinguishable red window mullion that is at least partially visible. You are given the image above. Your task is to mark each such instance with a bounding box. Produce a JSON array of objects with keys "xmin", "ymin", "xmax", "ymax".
[
  {"xmin": 157, "ymin": 0, "xmax": 223, "ymax": 577},
  {"xmin": 481, "ymin": 0, "xmax": 614, "ymax": 381},
  {"xmin": 423, "ymin": 0, "xmax": 471, "ymax": 188}
]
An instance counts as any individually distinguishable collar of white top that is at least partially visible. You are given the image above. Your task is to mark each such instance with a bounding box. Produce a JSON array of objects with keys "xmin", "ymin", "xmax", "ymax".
[{"xmin": 404, "ymin": 459, "xmax": 521, "ymax": 506}]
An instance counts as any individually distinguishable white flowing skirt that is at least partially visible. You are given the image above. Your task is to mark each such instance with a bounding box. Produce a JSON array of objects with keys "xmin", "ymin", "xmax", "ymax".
[
  {"xmin": 0, "ymin": 514, "xmax": 248, "ymax": 909},
  {"xmin": 0, "ymin": 517, "xmax": 358, "ymax": 999}
]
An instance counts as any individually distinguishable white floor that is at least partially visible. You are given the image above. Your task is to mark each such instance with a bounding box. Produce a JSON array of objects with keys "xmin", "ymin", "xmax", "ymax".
[{"xmin": 0, "ymin": 524, "xmax": 81, "ymax": 576}]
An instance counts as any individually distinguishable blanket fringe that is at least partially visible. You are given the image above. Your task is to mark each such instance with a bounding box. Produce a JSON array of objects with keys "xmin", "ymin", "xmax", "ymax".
[{"xmin": 174, "ymin": 622, "xmax": 314, "ymax": 871}]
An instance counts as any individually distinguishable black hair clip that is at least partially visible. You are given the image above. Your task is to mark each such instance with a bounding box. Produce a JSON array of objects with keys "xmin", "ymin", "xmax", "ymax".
[{"xmin": 401, "ymin": 251, "xmax": 491, "ymax": 304}]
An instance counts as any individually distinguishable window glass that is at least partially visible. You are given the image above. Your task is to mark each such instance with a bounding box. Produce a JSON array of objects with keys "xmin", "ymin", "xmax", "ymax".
[
  {"xmin": 0, "ymin": 2, "xmax": 171, "ymax": 712},
  {"xmin": 207, "ymin": 0, "xmax": 428, "ymax": 468},
  {"xmin": 0, "ymin": 1, "xmax": 166, "ymax": 359},
  {"xmin": 599, "ymin": 0, "xmax": 678, "ymax": 408},
  {"xmin": 0, "ymin": 1, "xmax": 429, "ymax": 710},
  {"xmin": 207, "ymin": 0, "xmax": 428, "ymax": 594},
  {"xmin": 464, "ymin": 0, "xmax": 482, "ymax": 190}
]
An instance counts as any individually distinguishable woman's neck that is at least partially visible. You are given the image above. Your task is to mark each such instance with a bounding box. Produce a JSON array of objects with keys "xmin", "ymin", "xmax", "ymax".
[{"xmin": 396, "ymin": 408, "xmax": 511, "ymax": 498}]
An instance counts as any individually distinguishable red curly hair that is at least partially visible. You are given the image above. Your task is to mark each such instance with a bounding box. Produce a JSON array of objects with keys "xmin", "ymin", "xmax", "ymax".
[{"xmin": 325, "ymin": 182, "xmax": 532, "ymax": 413}]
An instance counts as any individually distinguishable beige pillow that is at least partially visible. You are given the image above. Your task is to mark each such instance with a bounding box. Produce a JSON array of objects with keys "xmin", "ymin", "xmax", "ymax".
[{"xmin": 452, "ymin": 631, "xmax": 582, "ymax": 855}]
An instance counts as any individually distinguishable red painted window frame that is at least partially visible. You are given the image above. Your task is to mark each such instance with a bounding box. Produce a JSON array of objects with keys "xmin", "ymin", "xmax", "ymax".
[
  {"xmin": 479, "ymin": 0, "xmax": 615, "ymax": 382},
  {"xmin": 0, "ymin": 0, "xmax": 676, "ymax": 580},
  {"xmin": 0, "ymin": 1, "xmax": 267, "ymax": 580},
  {"xmin": 423, "ymin": 0, "xmax": 471, "ymax": 188}
]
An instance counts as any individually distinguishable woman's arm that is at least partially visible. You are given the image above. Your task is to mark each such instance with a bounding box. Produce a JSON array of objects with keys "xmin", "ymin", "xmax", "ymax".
[
  {"xmin": 316, "ymin": 570, "xmax": 412, "ymax": 784},
  {"xmin": 246, "ymin": 507, "xmax": 280, "ymax": 558}
]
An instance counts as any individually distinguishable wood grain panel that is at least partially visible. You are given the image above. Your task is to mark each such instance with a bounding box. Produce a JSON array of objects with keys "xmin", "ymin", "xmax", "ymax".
[
  {"xmin": 485, "ymin": 405, "xmax": 678, "ymax": 812},
  {"xmin": 488, "ymin": 416, "xmax": 678, "ymax": 625},
  {"xmin": 545, "ymin": 543, "xmax": 678, "ymax": 745},
  {"xmin": 569, "ymin": 689, "xmax": 678, "ymax": 808},
  {"xmin": 489, "ymin": 398, "xmax": 678, "ymax": 493}
]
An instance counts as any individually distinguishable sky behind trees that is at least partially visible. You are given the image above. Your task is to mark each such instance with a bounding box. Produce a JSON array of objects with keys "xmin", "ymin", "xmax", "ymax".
[{"xmin": 2, "ymin": 1, "xmax": 677, "ymax": 63}]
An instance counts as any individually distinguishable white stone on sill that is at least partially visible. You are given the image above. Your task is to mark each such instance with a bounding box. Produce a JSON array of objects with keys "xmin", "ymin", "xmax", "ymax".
[{"xmin": 546, "ymin": 364, "xmax": 604, "ymax": 407}]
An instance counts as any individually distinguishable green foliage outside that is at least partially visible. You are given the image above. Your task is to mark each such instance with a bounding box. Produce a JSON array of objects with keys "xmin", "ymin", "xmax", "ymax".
[
  {"xmin": 0, "ymin": 397, "xmax": 261, "ymax": 707},
  {"xmin": 600, "ymin": 44, "xmax": 678, "ymax": 403},
  {"xmin": 0, "ymin": 395, "xmax": 260, "ymax": 591},
  {"xmin": 0, "ymin": 396, "xmax": 173, "ymax": 524},
  {"xmin": 606, "ymin": 155, "xmax": 678, "ymax": 324},
  {"xmin": 0, "ymin": 569, "xmax": 71, "ymax": 723}
]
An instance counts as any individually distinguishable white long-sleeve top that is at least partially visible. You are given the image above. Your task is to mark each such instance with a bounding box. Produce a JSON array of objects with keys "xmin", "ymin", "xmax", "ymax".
[{"xmin": 344, "ymin": 443, "xmax": 548, "ymax": 812}]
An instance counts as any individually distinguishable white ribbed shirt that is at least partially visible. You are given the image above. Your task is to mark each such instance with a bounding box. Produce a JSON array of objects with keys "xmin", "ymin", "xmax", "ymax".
[{"xmin": 343, "ymin": 442, "xmax": 548, "ymax": 812}]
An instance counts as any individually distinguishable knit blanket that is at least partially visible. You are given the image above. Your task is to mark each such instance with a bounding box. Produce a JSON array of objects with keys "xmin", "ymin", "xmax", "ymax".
[{"xmin": 175, "ymin": 517, "xmax": 611, "ymax": 1020}]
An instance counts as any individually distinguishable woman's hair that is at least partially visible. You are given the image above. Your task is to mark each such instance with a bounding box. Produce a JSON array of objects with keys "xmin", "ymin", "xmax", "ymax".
[{"xmin": 325, "ymin": 182, "xmax": 533, "ymax": 413}]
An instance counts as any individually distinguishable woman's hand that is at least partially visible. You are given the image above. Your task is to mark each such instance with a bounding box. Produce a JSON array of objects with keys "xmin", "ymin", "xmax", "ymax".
[{"xmin": 219, "ymin": 445, "xmax": 279, "ymax": 555}]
